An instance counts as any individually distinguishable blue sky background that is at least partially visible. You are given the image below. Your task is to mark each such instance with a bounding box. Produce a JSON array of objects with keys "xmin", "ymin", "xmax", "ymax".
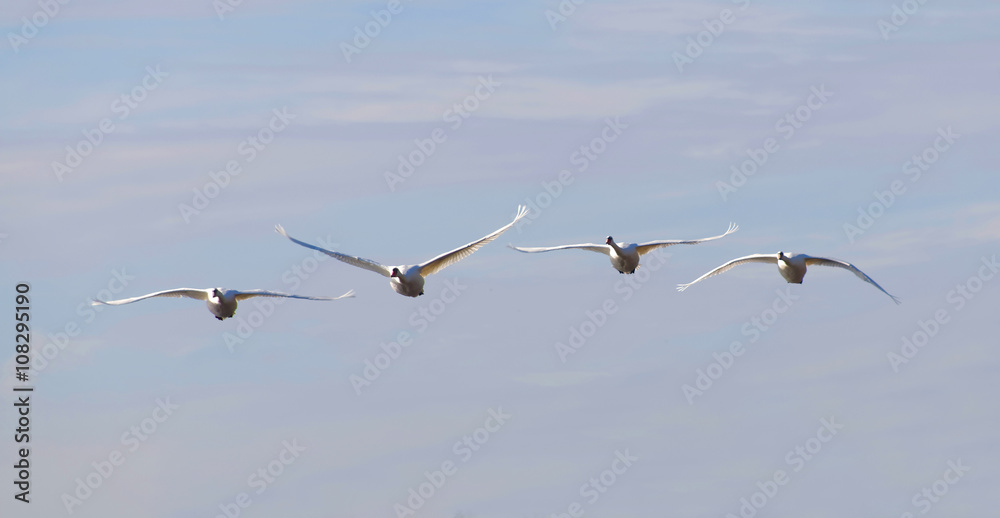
[{"xmin": 2, "ymin": 1, "xmax": 999, "ymax": 517}]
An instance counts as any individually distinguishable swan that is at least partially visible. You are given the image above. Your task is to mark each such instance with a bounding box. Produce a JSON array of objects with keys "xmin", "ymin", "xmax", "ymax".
[
  {"xmin": 92, "ymin": 288, "xmax": 355, "ymax": 320},
  {"xmin": 275, "ymin": 205, "xmax": 529, "ymax": 297},
  {"xmin": 676, "ymin": 252, "xmax": 900, "ymax": 304},
  {"xmin": 508, "ymin": 223, "xmax": 738, "ymax": 274}
]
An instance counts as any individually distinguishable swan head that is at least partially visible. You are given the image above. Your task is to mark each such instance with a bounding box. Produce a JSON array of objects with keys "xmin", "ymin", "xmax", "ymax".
[
  {"xmin": 606, "ymin": 236, "xmax": 614, "ymax": 245},
  {"xmin": 390, "ymin": 268, "xmax": 401, "ymax": 278},
  {"xmin": 211, "ymin": 288, "xmax": 224, "ymax": 299},
  {"xmin": 777, "ymin": 251, "xmax": 786, "ymax": 261}
]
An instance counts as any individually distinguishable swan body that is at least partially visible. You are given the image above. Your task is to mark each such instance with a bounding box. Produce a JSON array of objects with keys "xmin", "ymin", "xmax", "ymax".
[
  {"xmin": 676, "ymin": 251, "xmax": 900, "ymax": 304},
  {"xmin": 276, "ymin": 205, "xmax": 529, "ymax": 297},
  {"xmin": 389, "ymin": 265, "xmax": 425, "ymax": 297},
  {"xmin": 92, "ymin": 288, "xmax": 355, "ymax": 320},
  {"xmin": 509, "ymin": 223, "xmax": 738, "ymax": 274}
]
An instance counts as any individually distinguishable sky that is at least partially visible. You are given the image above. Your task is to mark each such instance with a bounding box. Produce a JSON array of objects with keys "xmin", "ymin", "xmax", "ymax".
[{"xmin": 1, "ymin": 0, "xmax": 999, "ymax": 517}]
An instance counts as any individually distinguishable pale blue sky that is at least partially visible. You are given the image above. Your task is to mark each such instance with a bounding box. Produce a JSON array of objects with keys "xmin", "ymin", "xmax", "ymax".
[{"xmin": 2, "ymin": 1, "xmax": 999, "ymax": 517}]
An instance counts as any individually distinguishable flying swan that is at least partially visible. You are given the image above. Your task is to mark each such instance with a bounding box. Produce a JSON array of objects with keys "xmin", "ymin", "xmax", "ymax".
[
  {"xmin": 508, "ymin": 223, "xmax": 738, "ymax": 274},
  {"xmin": 676, "ymin": 252, "xmax": 900, "ymax": 304},
  {"xmin": 92, "ymin": 288, "xmax": 355, "ymax": 320},
  {"xmin": 275, "ymin": 205, "xmax": 529, "ymax": 297}
]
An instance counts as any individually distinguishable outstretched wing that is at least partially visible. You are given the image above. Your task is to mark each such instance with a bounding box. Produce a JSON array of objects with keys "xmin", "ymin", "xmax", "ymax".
[
  {"xmin": 636, "ymin": 222, "xmax": 738, "ymax": 256},
  {"xmin": 275, "ymin": 225, "xmax": 392, "ymax": 278},
  {"xmin": 508, "ymin": 243, "xmax": 609, "ymax": 255},
  {"xmin": 804, "ymin": 256, "xmax": 901, "ymax": 304},
  {"xmin": 92, "ymin": 288, "xmax": 209, "ymax": 306},
  {"xmin": 676, "ymin": 253, "xmax": 778, "ymax": 292},
  {"xmin": 419, "ymin": 205, "xmax": 530, "ymax": 277},
  {"xmin": 233, "ymin": 289, "xmax": 355, "ymax": 301}
]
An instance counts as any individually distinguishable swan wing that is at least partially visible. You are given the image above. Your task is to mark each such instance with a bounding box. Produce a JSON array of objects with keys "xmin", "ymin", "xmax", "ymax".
[
  {"xmin": 233, "ymin": 289, "xmax": 355, "ymax": 301},
  {"xmin": 803, "ymin": 256, "xmax": 901, "ymax": 304},
  {"xmin": 676, "ymin": 253, "xmax": 778, "ymax": 292},
  {"xmin": 92, "ymin": 288, "xmax": 209, "ymax": 306},
  {"xmin": 508, "ymin": 243, "xmax": 609, "ymax": 255},
  {"xmin": 275, "ymin": 225, "xmax": 391, "ymax": 278},
  {"xmin": 636, "ymin": 222, "xmax": 738, "ymax": 256},
  {"xmin": 419, "ymin": 205, "xmax": 530, "ymax": 277}
]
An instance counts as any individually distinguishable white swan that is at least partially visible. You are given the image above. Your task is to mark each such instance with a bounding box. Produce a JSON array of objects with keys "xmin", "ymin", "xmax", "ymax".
[
  {"xmin": 509, "ymin": 223, "xmax": 738, "ymax": 274},
  {"xmin": 676, "ymin": 252, "xmax": 900, "ymax": 304},
  {"xmin": 275, "ymin": 205, "xmax": 529, "ymax": 297},
  {"xmin": 92, "ymin": 288, "xmax": 355, "ymax": 320}
]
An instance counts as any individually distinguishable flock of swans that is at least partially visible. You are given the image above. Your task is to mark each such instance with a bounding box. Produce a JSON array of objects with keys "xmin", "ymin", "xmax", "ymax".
[{"xmin": 93, "ymin": 204, "xmax": 901, "ymax": 320}]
